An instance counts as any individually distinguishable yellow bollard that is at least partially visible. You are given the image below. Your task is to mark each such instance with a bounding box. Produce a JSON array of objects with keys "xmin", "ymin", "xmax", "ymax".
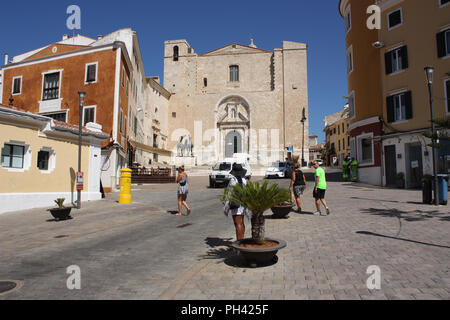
[{"xmin": 119, "ymin": 168, "xmax": 132, "ymax": 204}]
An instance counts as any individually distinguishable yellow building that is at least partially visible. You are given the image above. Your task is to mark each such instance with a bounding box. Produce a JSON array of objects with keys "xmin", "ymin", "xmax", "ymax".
[
  {"xmin": 0, "ymin": 104, "xmax": 108, "ymax": 214},
  {"xmin": 339, "ymin": 0, "xmax": 450, "ymax": 187},
  {"xmin": 324, "ymin": 105, "xmax": 350, "ymax": 167}
]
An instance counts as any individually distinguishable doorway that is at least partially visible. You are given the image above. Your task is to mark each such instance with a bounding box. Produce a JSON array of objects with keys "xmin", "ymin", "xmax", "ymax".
[
  {"xmin": 225, "ymin": 131, "xmax": 242, "ymax": 158},
  {"xmin": 384, "ymin": 145, "xmax": 397, "ymax": 187},
  {"xmin": 406, "ymin": 143, "xmax": 423, "ymax": 189}
]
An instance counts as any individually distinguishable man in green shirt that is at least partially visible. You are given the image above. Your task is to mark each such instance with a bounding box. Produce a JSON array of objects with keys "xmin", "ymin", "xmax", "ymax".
[{"xmin": 313, "ymin": 161, "xmax": 330, "ymax": 216}]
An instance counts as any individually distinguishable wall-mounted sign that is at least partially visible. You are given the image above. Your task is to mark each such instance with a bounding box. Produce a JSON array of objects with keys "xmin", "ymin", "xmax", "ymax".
[
  {"xmin": 76, "ymin": 172, "xmax": 84, "ymax": 191},
  {"xmin": 411, "ymin": 161, "xmax": 419, "ymax": 169}
]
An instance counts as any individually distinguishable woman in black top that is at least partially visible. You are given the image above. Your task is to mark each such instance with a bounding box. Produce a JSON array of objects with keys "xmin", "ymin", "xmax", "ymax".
[{"xmin": 290, "ymin": 164, "xmax": 307, "ymax": 213}]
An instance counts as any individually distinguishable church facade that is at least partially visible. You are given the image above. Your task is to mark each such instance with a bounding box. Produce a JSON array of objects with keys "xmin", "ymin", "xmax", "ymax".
[{"xmin": 164, "ymin": 39, "xmax": 309, "ymax": 166}]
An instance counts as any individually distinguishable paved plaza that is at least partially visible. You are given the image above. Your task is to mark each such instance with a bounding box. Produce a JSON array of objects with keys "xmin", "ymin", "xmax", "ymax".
[{"xmin": 0, "ymin": 174, "xmax": 449, "ymax": 300}]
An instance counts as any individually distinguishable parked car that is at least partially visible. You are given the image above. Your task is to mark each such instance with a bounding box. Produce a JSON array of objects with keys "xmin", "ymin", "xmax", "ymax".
[
  {"xmin": 209, "ymin": 157, "xmax": 252, "ymax": 188},
  {"xmin": 265, "ymin": 161, "xmax": 291, "ymax": 179}
]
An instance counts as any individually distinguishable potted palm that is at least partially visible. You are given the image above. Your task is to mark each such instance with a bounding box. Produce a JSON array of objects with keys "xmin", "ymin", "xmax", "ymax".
[
  {"xmin": 221, "ymin": 181, "xmax": 291, "ymax": 267},
  {"xmin": 48, "ymin": 198, "xmax": 73, "ymax": 221}
]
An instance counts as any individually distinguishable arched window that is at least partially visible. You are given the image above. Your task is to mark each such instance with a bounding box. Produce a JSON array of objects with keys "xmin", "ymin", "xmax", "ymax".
[
  {"xmin": 173, "ymin": 46, "xmax": 179, "ymax": 62},
  {"xmin": 230, "ymin": 65, "xmax": 239, "ymax": 82}
]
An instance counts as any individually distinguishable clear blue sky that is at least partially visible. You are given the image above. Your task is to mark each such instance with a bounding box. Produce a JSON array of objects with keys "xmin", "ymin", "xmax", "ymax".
[{"xmin": 0, "ymin": 0, "xmax": 348, "ymax": 142}]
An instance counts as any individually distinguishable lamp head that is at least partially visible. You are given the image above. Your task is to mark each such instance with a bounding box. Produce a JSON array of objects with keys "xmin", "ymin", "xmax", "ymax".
[
  {"xmin": 78, "ymin": 91, "xmax": 86, "ymax": 106},
  {"xmin": 424, "ymin": 66, "xmax": 434, "ymax": 84}
]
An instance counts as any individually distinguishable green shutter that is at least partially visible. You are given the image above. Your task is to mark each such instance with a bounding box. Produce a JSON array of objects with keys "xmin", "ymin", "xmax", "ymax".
[
  {"xmin": 405, "ymin": 91, "xmax": 413, "ymax": 120},
  {"xmin": 385, "ymin": 51, "xmax": 393, "ymax": 74},
  {"xmin": 437, "ymin": 30, "xmax": 447, "ymax": 58},
  {"xmin": 387, "ymin": 96, "xmax": 395, "ymax": 123}
]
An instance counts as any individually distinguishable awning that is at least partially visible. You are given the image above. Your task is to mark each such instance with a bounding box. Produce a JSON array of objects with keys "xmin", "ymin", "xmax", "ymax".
[{"xmin": 129, "ymin": 140, "xmax": 172, "ymax": 157}]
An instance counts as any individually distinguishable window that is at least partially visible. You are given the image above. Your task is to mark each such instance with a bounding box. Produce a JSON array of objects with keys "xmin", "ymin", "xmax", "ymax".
[
  {"xmin": 119, "ymin": 109, "xmax": 123, "ymax": 134},
  {"xmin": 37, "ymin": 151, "xmax": 49, "ymax": 170},
  {"xmin": 347, "ymin": 46, "xmax": 353, "ymax": 74},
  {"xmin": 388, "ymin": 9, "xmax": 402, "ymax": 30},
  {"xmin": 343, "ymin": 138, "xmax": 345, "ymax": 151},
  {"xmin": 173, "ymin": 46, "xmax": 179, "ymax": 62},
  {"xmin": 360, "ymin": 138, "xmax": 372, "ymax": 163},
  {"xmin": 1, "ymin": 144, "xmax": 24, "ymax": 169},
  {"xmin": 348, "ymin": 92, "xmax": 355, "ymax": 119},
  {"xmin": 134, "ymin": 116, "xmax": 137, "ymax": 136},
  {"xmin": 385, "ymin": 46, "xmax": 408, "ymax": 74},
  {"xmin": 345, "ymin": 6, "xmax": 351, "ymax": 33},
  {"xmin": 85, "ymin": 63, "xmax": 97, "ymax": 83},
  {"xmin": 445, "ymin": 79, "xmax": 450, "ymax": 113},
  {"xmin": 172, "ymin": 112, "xmax": 177, "ymax": 118},
  {"xmin": 43, "ymin": 72, "xmax": 60, "ymax": 101},
  {"xmin": 83, "ymin": 106, "xmax": 96, "ymax": 126},
  {"xmin": 339, "ymin": 140, "xmax": 341, "ymax": 152},
  {"xmin": 124, "ymin": 116, "xmax": 127, "ymax": 136},
  {"xmin": 153, "ymin": 134, "xmax": 158, "ymax": 148},
  {"xmin": 126, "ymin": 79, "xmax": 129, "ymax": 96},
  {"xmin": 44, "ymin": 112, "xmax": 67, "ymax": 122},
  {"xmin": 387, "ymin": 91, "xmax": 413, "ymax": 123},
  {"xmin": 12, "ymin": 76, "xmax": 22, "ymax": 95},
  {"xmin": 439, "ymin": 0, "xmax": 450, "ymax": 7},
  {"xmin": 342, "ymin": 123, "xmax": 345, "ymax": 134},
  {"xmin": 204, "ymin": 78, "xmax": 208, "ymax": 87},
  {"xmin": 230, "ymin": 65, "xmax": 239, "ymax": 82},
  {"xmin": 437, "ymin": 28, "xmax": 450, "ymax": 58}
]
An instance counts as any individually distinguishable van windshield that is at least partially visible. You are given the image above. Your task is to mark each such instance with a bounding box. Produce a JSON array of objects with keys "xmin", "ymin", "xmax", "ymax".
[{"xmin": 213, "ymin": 163, "xmax": 231, "ymax": 171}]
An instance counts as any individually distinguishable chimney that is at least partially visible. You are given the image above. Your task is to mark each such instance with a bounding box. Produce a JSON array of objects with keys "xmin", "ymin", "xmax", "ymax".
[
  {"xmin": 4, "ymin": 53, "xmax": 9, "ymax": 65},
  {"xmin": 249, "ymin": 39, "xmax": 257, "ymax": 48},
  {"xmin": 97, "ymin": 35, "xmax": 103, "ymax": 40},
  {"xmin": 62, "ymin": 34, "xmax": 69, "ymax": 41}
]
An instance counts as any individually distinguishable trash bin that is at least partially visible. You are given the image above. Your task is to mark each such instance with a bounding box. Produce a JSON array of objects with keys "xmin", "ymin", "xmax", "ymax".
[
  {"xmin": 437, "ymin": 174, "xmax": 449, "ymax": 205},
  {"xmin": 422, "ymin": 178, "xmax": 432, "ymax": 204}
]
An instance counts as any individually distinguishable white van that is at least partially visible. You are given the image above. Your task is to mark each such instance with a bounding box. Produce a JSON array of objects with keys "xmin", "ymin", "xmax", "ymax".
[{"xmin": 209, "ymin": 156, "xmax": 252, "ymax": 188}]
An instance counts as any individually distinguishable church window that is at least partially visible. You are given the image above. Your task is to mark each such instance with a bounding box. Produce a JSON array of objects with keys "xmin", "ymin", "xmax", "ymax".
[
  {"xmin": 230, "ymin": 65, "xmax": 239, "ymax": 82},
  {"xmin": 173, "ymin": 46, "xmax": 179, "ymax": 61}
]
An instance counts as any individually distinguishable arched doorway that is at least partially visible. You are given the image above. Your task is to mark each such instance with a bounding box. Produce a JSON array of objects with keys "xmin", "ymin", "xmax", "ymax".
[{"xmin": 225, "ymin": 131, "xmax": 242, "ymax": 158}]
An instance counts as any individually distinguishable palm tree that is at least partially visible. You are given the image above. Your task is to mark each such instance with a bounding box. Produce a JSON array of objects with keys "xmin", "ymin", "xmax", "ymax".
[{"xmin": 221, "ymin": 181, "xmax": 291, "ymax": 244}]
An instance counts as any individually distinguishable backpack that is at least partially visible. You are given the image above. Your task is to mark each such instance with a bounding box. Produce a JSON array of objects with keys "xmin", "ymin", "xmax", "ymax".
[{"xmin": 229, "ymin": 177, "xmax": 244, "ymax": 210}]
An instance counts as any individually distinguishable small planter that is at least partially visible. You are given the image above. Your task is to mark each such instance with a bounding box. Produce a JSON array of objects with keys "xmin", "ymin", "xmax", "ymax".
[
  {"xmin": 271, "ymin": 203, "xmax": 294, "ymax": 219},
  {"xmin": 232, "ymin": 238, "xmax": 287, "ymax": 267},
  {"xmin": 49, "ymin": 208, "xmax": 72, "ymax": 221}
]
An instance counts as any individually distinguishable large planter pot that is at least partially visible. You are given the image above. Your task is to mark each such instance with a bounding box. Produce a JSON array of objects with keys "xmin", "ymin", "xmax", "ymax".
[
  {"xmin": 271, "ymin": 203, "xmax": 294, "ymax": 219},
  {"xmin": 49, "ymin": 208, "xmax": 72, "ymax": 221},
  {"xmin": 231, "ymin": 238, "xmax": 287, "ymax": 267}
]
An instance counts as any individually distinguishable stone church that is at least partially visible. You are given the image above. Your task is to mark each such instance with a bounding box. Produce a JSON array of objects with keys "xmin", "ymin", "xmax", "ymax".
[{"xmin": 164, "ymin": 39, "xmax": 309, "ymax": 166}]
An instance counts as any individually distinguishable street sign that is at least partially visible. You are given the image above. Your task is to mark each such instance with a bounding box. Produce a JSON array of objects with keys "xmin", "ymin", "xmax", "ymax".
[{"xmin": 76, "ymin": 172, "xmax": 84, "ymax": 191}]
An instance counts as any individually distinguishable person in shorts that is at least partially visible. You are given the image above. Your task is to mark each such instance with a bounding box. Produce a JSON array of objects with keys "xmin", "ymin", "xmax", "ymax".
[
  {"xmin": 176, "ymin": 166, "xmax": 191, "ymax": 216},
  {"xmin": 312, "ymin": 161, "xmax": 330, "ymax": 216},
  {"xmin": 290, "ymin": 164, "xmax": 307, "ymax": 213},
  {"xmin": 223, "ymin": 163, "xmax": 249, "ymax": 241}
]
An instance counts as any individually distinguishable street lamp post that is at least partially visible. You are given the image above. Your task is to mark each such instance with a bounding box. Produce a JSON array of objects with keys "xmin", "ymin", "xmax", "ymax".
[
  {"xmin": 301, "ymin": 108, "xmax": 307, "ymax": 167},
  {"xmin": 424, "ymin": 67, "xmax": 439, "ymax": 206},
  {"xmin": 77, "ymin": 91, "xmax": 86, "ymax": 209}
]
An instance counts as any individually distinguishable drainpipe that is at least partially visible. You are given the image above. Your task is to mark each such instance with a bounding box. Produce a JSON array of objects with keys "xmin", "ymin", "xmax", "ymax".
[{"xmin": 282, "ymin": 50, "xmax": 286, "ymax": 161}]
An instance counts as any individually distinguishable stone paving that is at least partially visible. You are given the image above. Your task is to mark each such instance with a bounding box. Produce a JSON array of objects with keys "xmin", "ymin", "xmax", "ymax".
[
  {"xmin": 0, "ymin": 175, "xmax": 449, "ymax": 300},
  {"xmin": 168, "ymin": 180, "xmax": 450, "ymax": 300}
]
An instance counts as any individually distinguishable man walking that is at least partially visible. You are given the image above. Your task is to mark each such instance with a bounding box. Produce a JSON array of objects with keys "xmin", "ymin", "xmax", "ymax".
[{"xmin": 312, "ymin": 160, "xmax": 330, "ymax": 216}]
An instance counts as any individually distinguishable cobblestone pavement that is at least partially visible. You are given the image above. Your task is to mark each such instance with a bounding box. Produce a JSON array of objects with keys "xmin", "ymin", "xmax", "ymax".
[{"xmin": 0, "ymin": 175, "xmax": 449, "ymax": 300}]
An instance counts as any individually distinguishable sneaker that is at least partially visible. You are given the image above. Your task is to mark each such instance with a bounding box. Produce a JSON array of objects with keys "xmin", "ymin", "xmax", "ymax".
[
  {"xmin": 313, "ymin": 212, "xmax": 321, "ymax": 216},
  {"xmin": 326, "ymin": 207, "xmax": 330, "ymax": 216},
  {"xmin": 186, "ymin": 209, "xmax": 191, "ymax": 216}
]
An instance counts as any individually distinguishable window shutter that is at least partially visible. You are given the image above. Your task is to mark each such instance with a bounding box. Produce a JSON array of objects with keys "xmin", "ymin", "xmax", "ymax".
[
  {"xmin": 387, "ymin": 96, "xmax": 395, "ymax": 123},
  {"xmin": 404, "ymin": 91, "xmax": 413, "ymax": 120},
  {"xmin": 385, "ymin": 51, "xmax": 393, "ymax": 74},
  {"xmin": 446, "ymin": 80, "xmax": 450, "ymax": 113},
  {"xmin": 400, "ymin": 46, "xmax": 408, "ymax": 69},
  {"xmin": 437, "ymin": 30, "xmax": 447, "ymax": 58},
  {"xmin": 87, "ymin": 65, "xmax": 96, "ymax": 82}
]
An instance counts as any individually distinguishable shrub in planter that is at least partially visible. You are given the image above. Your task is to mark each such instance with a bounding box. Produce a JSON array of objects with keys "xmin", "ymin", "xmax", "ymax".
[
  {"xmin": 221, "ymin": 181, "xmax": 291, "ymax": 266},
  {"xmin": 48, "ymin": 198, "xmax": 72, "ymax": 221}
]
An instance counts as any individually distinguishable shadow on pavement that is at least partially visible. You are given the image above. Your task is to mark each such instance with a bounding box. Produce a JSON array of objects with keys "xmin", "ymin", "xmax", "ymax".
[
  {"xmin": 361, "ymin": 207, "xmax": 449, "ymax": 222},
  {"xmin": 200, "ymin": 237, "xmax": 279, "ymax": 268},
  {"xmin": 357, "ymin": 231, "xmax": 450, "ymax": 249}
]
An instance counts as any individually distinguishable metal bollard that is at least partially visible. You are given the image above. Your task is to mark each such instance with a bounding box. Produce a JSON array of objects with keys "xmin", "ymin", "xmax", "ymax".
[{"xmin": 119, "ymin": 168, "xmax": 132, "ymax": 204}]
